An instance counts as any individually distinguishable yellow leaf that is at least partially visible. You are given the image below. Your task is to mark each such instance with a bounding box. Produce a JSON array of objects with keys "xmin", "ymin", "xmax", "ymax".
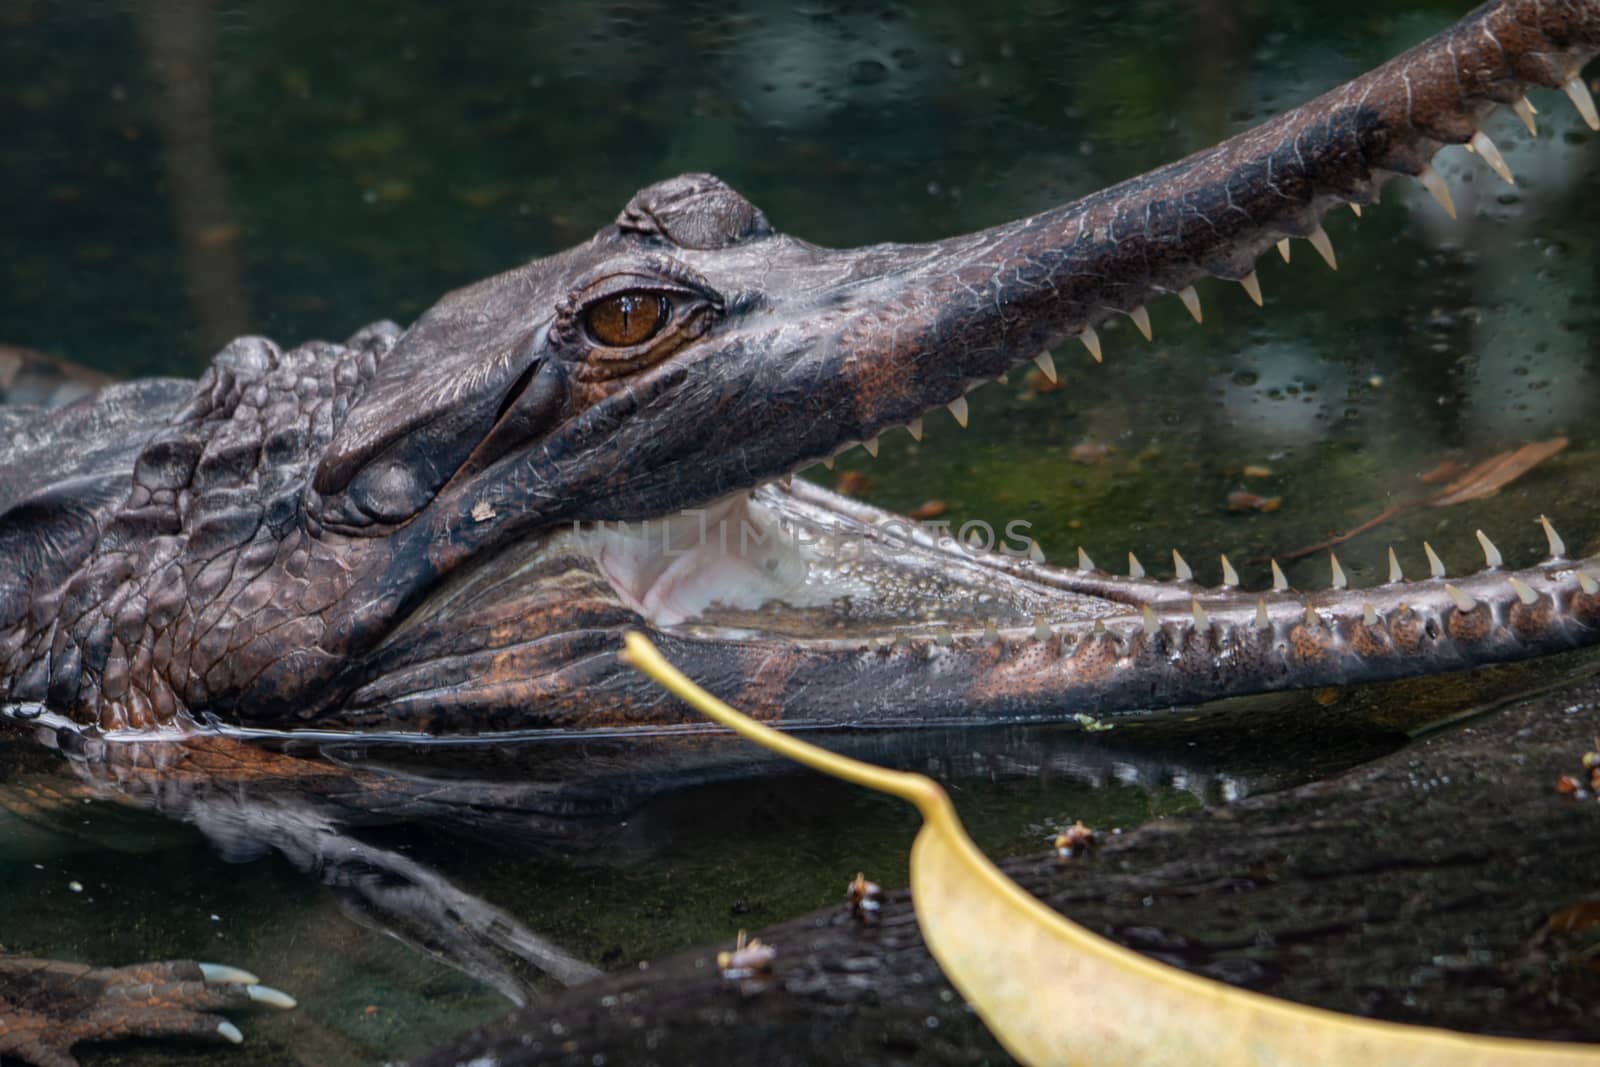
[{"xmin": 621, "ymin": 632, "xmax": 1600, "ymax": 1067}]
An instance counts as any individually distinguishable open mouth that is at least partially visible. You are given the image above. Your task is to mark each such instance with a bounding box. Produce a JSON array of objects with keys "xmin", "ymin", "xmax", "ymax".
[{"xmin": 576, "ymin": 480, "xmax": 1121, "ymax": 640}]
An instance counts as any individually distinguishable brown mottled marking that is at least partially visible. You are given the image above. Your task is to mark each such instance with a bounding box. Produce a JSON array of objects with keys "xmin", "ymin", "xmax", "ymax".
[{"xmin": 1445, "ymin": 603, "xmax": 1494, "ymax": 644}]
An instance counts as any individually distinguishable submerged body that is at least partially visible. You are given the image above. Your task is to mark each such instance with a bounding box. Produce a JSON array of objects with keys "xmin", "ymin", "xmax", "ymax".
[{"xmin": 3, "ymin": 0, "xmax": 1600, "ymax": 1061}]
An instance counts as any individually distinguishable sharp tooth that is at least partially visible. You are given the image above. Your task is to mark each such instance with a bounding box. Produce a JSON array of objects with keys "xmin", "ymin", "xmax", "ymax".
[
  {"xmin": 1129, "ymin": 305, "xmax": 1153, "ymax": 341},
  {"xmin": 1219, "ymin": 554, "xmax": 1239, "ymax": 587},
  {"xmin": 1538, "ymin": 514, "xmax": 1567, "ymax": 559},
  {"xmin": 947, "ymin": 396, "xmax": 969, "ymax": 427},
  {"xmin": 822, "ymin": 456, "xmax": 835, "ymax": 470},
  {"xmin": 1128, "ymin": 552, "xmax": 1145, "ymax": 579},
  {"xmin": 1508, "ymin": 577, "xmax": 1539, "ymax": 605},
  {"xmin": 1171, "ymin": 549, "xmax": 1192, "ymax": 582},
  {"xmin": 1445, "ymin": 583, "xmax": 1476, "ymax": 612},
  {"xmin": 1565, "ymin": 74, "xmax": 1600, "ymax": 131},
  {"xmin": 907, "ymin": 417, "xmax": 923, "ymax": 441},
  {"xmin": 935, "ymin": 626, "xmax": 954, "ymax": 646},
  {"xmin": 1254, "ymin": 598, "xmax": 1270, "ymax": 630},
  {"xmin": 1424, "ymin": 542, "xmax": 1446, "ymax": 579},
  {"xmin": 1080, "ymin": 327, "xmax": 1103, "ymax": 363},
  {"xmin": 1177, "ymin": 285, "xmax": 1202, "ymax": 324},
  {"xmin": 1329, "ymin": 552, "xmax": 1347, "ymax": 590},
  {"xmin": 1191, "ymin": 599, "xmax": 1210, "ymax": 630},
  {"xmin": 1271, "ymin": 559, "xmax": 1289, "ymax": 592},
  {"xmin": 1362, "ymin": 602, "xmax": 1378, "ymax": 626},
  {"xmin": 1033, "ymin": 350, "xmax": 1058, "ymax": 383},
  {"xmin": 1034, "ymin": 615, "xmax": 1052, "ymax": 642},
  {"xmin": 1276, "ymin": 238, "xmax": 1292, "ymax": 263},
  {"xmin": 983, "ymin": 621, "xmax": 1000, "ymax": 645},
  {"xmin": 1142, "ymin": 604, "xmax": 1159, "ymax": 636},
  {"xmin": 1469, "ymin": 131, "xmax": 1514, "ymax": 185},
  {"xmin": 1028, "ymin": 540, "xmax": 1045, "ymax": 563},
  {"xmin": 1350, "ymin": 203, "xmax": 1363, "ymax": 218},
  {"xmin": 862, "ymin": 436, "xmax": 880, "ymax": 458},
  {"xmin": 780, "ymin": 474, "xmax": 793, "ymax": 489},
  {"xmin": 1387, "ymin": 546, "xmax": 1404, "ymax": 583},
  {"xmin": 1513, "ymin": 95, "xmax": 1539, "ymax": 136},
  {"xmin": 1303, "ymin": 603, "xmax": 1319, "ymax": 628},
  {"xmin": 1416, "ymin": 165, "xmax": 1456, "ymax": 219},
  {"xmin": 1308, "ymin": 225, "xmax": 1337, "ymax": 270},
  {"xmin": 1239, "ymin": 271, "xmax": 1264, "ymax": 307},
  {"xmin": 1475, "ymin": 529, "xmax": 1503, "ymax": 569},
  {"xmin": 1579, "ymin": 570, "xmax": 1600, "ymax": 595},
  {"xmin": 1077, "ymin": 546, "xmax": 1095, "ymax": 572}
]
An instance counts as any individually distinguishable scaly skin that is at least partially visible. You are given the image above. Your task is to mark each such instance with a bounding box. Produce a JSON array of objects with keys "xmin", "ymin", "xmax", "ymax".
[{"xmin": 2, "ymin": 3, "xmax": 1600, "ymax": 1058}]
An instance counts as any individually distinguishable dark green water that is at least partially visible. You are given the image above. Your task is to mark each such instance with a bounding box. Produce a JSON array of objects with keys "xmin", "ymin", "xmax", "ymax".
[{"xmin": 2, "ymin": 1, "xmax": 1598, "ymax": 1062}]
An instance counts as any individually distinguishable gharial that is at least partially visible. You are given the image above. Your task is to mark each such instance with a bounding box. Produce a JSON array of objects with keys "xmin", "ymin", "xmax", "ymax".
[{"xmin": 3, "ymin": 1, "xmax": 1600, "ymax": 1063}]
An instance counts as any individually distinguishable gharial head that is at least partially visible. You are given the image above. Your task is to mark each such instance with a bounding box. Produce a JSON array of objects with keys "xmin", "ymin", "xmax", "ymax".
[{"xmin": 25, "ymin": 0, "xmax": 1595, "ymax": 736}]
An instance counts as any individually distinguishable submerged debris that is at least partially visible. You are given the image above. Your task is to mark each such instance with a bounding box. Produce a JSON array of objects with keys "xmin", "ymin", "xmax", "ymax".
[
  {"xmin": 1053, "ymin": 820, "xmax": 1098, "ymax": 861},
  {"xmin": 718, "ymin": 931, "xmax": 777, "ymax": 983},
  {"xmin": 846, "ymin": 872, "xmax": 882, "ymax": 923}
]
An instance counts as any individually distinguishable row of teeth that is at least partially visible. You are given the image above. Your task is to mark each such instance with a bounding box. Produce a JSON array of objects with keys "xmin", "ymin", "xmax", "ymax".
[
  {"xmin": 804, "ymin": 80, "xmax": 1598, "ymax": 471},
  {"xmin": 873, "ymin": 517, "xmax": 1599, "ymax": 649}
]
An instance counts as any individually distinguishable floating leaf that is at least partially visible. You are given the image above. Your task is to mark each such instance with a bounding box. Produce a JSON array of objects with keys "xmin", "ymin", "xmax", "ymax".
[{"xmin": 621, "ymin": 631, "xmax": 1600, "ymax": 1066}]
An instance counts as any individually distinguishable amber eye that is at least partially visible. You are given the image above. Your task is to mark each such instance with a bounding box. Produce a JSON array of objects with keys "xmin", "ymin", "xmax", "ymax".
[{"xmin": 585, "ymin": 291, "xmax": 671, "ymax": 347}]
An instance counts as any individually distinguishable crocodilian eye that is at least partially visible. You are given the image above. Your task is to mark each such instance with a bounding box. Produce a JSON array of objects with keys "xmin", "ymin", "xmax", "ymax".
[{"xmin": 585, "ymin": 291, "xmax": 671, "ymax": 347}]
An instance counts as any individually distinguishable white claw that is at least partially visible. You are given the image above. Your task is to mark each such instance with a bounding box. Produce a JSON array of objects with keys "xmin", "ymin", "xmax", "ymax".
[
  {"xmin": 1080, "ymin": 326, "xmax": 1103, "ymax": 363},
  {"xmin": 1128, "ymin": 552, "xmax": 1145, "ymax": 579},
  {"xmin": 1362, "ymin": 602, "xmax": 1378, "ymax": 627},
  {"xmin": 1387, "ymin": 546, "xmax": 1404, "ymax": 583},
  {"xmin": 1172, "ymin": 549, "xmax": 1193, "ymax": 582},
  {"xmin": 1349, "ymin": 203, "xmax": 1363, "ymax": 218},
  {"xmin": 1142, "ymin": 604, "xmax": 1160, "ymax": 636},
  {"xmin": 1276, "ymin": 238, "xmax": 1292, "ymax": 263},
  {"xmin": 1308, "ymin": 225, "xmax": 1338, "ymax": 270},
  {"xmin": 1424, "ymin": 542, "xmax": 1446, "ymax": 579},
  {"xmin": 1329, "ymin": 552, "xmax": 1347, "ymax": 590},
  {"xmin": 1028, "ymin": 540, "xmax": 1045, "ymax": 563},
  {"xmin": 1191, "ymin": 599, "xmax": 1210, "ymax": 630},
  {"xmin": 1508, "ymin": 577, "xmax": 1539, "ymax": 606},
  {"xmin": 1445, "ymin": 583, "xmax": 1477, "ymax": 612},
  {"xmin": 1178, "ymin": 285, "xmax": 1203, "ymax": 324},
  {"xmin": 1270, "ymin": 559, "xmax": 1289, "ymax": 592},
  {"xmin": 1033, "ymin": 350, "xmax": 1058, "ymax": 383},
  {"xmin": 1219, "ymin": 554, "xmax": 1239, "ymax": 587},
  {"xmin": 200, "ymin": 964, "xmax": 261, "ymax": 985},
  {"xmin": 1417, "ymin": 165, "xmax": 1456, "ymax": 219},
  {"xmin": 1469, "ymin": 131, "xmax": 1514, "ymax": 185},
  {"xmin": 1077, "ymin": 546, "xmax": 1095, "ymax": 572},
  {"xmin": 1239, "ymin": 271, "xmax": 1264, "ymax": 307},
  {"xmin": 1129, "ymin": 305, "xmax": 1153, "ymax": 341},
  {"xmin": 218, "ymin": 1021, "xmax": 245, "ymax": 1045},
  {"xmin": 947, "ymin": 396, "xmax": 968, "ymax": 428},
  {"xmin": 1579, "ymin": 570, "xmax": 1600, "ymax": 595},
  {"xmin": 1254, "ymin": 598, "xmax": 1270, "ymax": 630},
  {"xmin": 862, "ymin": 436, "xmax": 880, "ymax": 458},
  {"xmin": 247, "ymin": 985, "xmax": 298, "ymax": 1010},
  {"xmin": 1475, "ymin": 529, "xmax": 1503, "ymax": 569},
  {"xmin": 906, "ymin": 417, "xmax": 923, "ymax": 441},
  {"xmin": 1539, "ymin": 514, "xmax": 1567, "ymax": 559},
  {"xmin": 1513, "ymin": 95, "xmax": 1539, "ymax": 136},
  {"xmin": 1565, "ymin": 74, "xmax": 1600, "ymax": 131}
]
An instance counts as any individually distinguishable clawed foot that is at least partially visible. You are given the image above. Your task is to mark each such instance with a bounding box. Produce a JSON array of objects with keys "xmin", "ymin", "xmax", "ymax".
[{"xmin": 0, "ymin": 957, "xmax": 294, "ymax": 1067}]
